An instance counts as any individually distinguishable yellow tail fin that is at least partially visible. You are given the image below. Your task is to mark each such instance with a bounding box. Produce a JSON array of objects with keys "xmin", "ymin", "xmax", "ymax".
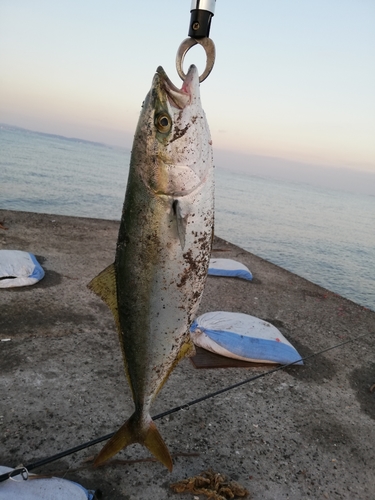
[{"xmin": 94, "ymin": 413, "xmax": 173, "ymax": 471}]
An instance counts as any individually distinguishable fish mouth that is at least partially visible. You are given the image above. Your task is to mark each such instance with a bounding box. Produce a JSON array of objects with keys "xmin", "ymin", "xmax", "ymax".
[{"xmin": 155, "ymin": 65, "xmax": 198, "ymax": 109}]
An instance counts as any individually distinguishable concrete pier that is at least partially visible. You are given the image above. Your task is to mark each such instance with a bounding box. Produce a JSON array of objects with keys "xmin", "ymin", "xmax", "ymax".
[{"xmin": 1, "ymin": 209, "xmax": 374, "ymax": 499}]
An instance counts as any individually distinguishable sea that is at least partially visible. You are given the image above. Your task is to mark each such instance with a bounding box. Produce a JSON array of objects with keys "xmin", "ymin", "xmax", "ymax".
[{"xmin": 1, "ymin": 124, "xmax": 374, "ymax": 312}]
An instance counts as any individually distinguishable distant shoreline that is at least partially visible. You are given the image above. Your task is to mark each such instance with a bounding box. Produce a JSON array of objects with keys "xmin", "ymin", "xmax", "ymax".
[
  {"xmin": 2, "ymin": 122, "xmax": 374, "ymax": 197},
  {"xmin": 0, "ymin": 123, "xmax": 131, "ymax": 152}
]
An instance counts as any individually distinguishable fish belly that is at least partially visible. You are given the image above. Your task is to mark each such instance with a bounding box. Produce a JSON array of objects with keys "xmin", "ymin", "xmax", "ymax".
[{"xmin": 116, "ymin": 167, "xmax": 214, "ymax": 406}]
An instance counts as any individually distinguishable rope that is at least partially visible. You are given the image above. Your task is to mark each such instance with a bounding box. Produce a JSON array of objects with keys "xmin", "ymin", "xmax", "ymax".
[{"xmin": 0, "ymin": 330, "xmax": 373, "ymax": 483}]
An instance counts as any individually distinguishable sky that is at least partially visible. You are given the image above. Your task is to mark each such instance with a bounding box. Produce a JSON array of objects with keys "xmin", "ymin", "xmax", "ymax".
[{"xmin": 1, "ymin": 0, "xmax": 375, "ymax": 190}]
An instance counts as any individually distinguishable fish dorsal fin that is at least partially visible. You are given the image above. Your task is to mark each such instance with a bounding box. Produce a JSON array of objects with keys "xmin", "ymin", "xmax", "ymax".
[
  {"xmin": 173, "ymin": 199, "xmax": 189, "ymax": 250},
  {"xmin": 88, "ymin": 263, "xmax": 119, "ymax": 331},
  {"xmin": 88, "ymin": 264, "xmax": 134, "ymax": 399},
  {"xmin": 88, "ymin": 263, "xmax": 117, "ymax": 309}
]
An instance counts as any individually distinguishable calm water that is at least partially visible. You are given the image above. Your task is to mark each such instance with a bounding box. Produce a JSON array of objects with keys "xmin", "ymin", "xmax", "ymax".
[{"xmin": 1, "ymin": 125, "xmax": 374, "ymax": 311}]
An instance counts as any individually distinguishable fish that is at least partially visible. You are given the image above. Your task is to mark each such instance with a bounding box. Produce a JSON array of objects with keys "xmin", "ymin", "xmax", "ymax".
[{"xmin": 88, "ymin": 64, "xmax": 214, "ymax": 471}]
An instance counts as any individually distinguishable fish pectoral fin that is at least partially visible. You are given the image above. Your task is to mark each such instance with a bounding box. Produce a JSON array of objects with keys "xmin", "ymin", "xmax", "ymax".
[
  {"xmin": 173, "ymin": 199, "xmax": 189, "ymax": 250},
  {"xmin": 94, "ymin": 413, "xmax": 173, "ymax": 472},
  {"xmin": 88, "ymin": 263, "xmax": 119, "ymax": 328}
]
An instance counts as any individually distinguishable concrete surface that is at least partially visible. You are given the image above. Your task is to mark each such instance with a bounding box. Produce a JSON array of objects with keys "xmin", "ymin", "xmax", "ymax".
[{"xmin": 0, "ymin": 209, "xmax": 374, "ymax": 500}]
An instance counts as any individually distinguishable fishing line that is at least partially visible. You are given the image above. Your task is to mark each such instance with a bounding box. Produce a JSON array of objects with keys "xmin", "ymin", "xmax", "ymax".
[{"xmin": 1, "ymin": 330, "xmax": 373, "ymax": 483}]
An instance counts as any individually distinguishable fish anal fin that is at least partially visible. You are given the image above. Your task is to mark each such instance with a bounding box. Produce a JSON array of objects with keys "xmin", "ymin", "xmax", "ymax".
[
  {"xmin": 154, "ymin": 336, "xmax": 196, "ymax": 399},
  {"xmin": 178, "ymin": 337, "xmax": 196, "ymax": 359},
  {"xmin": 94, "ymin": 413, "xmax": 173, "ymax": 472}
]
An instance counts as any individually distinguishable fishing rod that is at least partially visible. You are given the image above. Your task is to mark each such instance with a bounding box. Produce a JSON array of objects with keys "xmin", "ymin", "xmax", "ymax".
[{"xmin": 1, "ymin": 330, "xmax": 373, "ymax": 484}]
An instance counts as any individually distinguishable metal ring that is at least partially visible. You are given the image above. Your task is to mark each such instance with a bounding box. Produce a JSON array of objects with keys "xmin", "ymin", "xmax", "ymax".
[
  {"xmin": 9, "ymin": 467, "xmax": 29, "ymax": 482},
  {"xmin": 176, "ymin": 37, "xmax": 216, "ymax": 83}
]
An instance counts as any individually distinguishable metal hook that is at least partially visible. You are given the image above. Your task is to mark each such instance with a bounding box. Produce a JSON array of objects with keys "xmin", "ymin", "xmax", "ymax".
[{"xmin": 176, "ymin": 37, "xmax": 216, "ymax": 83}]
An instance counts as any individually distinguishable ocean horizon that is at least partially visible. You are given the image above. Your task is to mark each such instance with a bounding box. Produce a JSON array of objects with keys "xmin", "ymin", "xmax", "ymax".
[{"xmin": 1, "ymin": 124, "xmax": 374, "ymax": 312}]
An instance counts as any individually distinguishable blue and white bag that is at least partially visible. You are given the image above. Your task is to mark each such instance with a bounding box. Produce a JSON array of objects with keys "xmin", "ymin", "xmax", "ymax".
[
  {"xmin": 208, "ymin": 258, "xmax": 253, "ymax": 281},
  {"xmin": 0, "ymin": 466, "xmax": 95, "ymax": 500},
  {"xmin": 191, "ymin": 311, "xmax": 303, "ymax": 365},
  {"xmin": 0, "ymin": 250, "xmax": 45, "ymax": 288}
]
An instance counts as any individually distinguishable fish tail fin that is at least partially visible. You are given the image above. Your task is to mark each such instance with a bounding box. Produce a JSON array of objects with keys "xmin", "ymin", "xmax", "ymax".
[
  {"xmin": 144, "ymin": 420, "xmax": 173, "ymax": 472},
  {"xmin": 94, "ymin": 413, "xmax": 173, "ymax": 471}
]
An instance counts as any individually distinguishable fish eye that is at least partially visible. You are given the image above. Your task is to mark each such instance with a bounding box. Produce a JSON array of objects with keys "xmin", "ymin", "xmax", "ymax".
[{"xmin": 155, "ymin": 113, "xmax": 172, "ymax": 133}]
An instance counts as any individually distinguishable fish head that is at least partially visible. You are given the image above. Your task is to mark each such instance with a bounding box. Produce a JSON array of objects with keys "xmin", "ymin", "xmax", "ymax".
[{"xmin": 133, "ymin": 65, "xmax": 212, "ymax": 198}]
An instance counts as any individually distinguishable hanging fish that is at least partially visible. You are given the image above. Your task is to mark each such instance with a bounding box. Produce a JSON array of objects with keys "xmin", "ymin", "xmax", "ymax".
[{"xmin": 89, "ymin": 64, "xmax": 214, "ymax": 471}]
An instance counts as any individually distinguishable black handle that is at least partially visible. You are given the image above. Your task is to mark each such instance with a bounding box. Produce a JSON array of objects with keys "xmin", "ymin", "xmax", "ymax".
[{"xmin": 188, "ymin": 0, "xmax": 216, "ymax": 38}]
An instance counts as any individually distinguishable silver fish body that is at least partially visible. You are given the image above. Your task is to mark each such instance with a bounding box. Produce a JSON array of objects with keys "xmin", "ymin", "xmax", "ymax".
[{"xmin": 89, "ymin": 65, "xmax": 214, "ymax": 470}]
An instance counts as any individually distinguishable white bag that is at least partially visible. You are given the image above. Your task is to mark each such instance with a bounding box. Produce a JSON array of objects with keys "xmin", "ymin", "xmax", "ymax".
[
  {"xmin": 208, "ymin": 258, "xmax": 253, "ymax": 281},
  {"xmin": 191, "ymin": 311, "xmax": 303, "ymax": 365},
  {"xmin": 0, "ymin": 250, "xmax": 45, "ymax": 288},
  {"xmin": 0, "ymin": 466, "xmax": 95, "ymax": 500}
]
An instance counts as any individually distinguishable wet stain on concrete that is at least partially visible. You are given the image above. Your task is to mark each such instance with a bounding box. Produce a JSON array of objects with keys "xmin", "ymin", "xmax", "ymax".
[
  {"xmin": 35, "ymin": 269, "xmax": 63, "ymax": 288},
  {"xmin": 302, "ymin": 289, "xmax": 329, "ymax": 301},
  {"xmin": 296, "ymin": 410, "xmax": 353, "ymax": 451},
  {"xmin": 0, "ymin": 235, "xmax": 29, "ymax": 249},
  {"xmin": 1, "ymin": 304, "xmax": 96, "ymax": 336},
  {"xmin": 34, "ymin": 255, "xmax": 47, "ymax": 264},
  {"xmin": 0, "ymin": 344, "xmax": 23, "ymax": 373},
  {"xmin": 285, "ymin": 340, "xmax": 337, "ymax": 383},
  {"xmin": 348, "ymin": 363, "xmax": 375, "ymax": 421}
]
